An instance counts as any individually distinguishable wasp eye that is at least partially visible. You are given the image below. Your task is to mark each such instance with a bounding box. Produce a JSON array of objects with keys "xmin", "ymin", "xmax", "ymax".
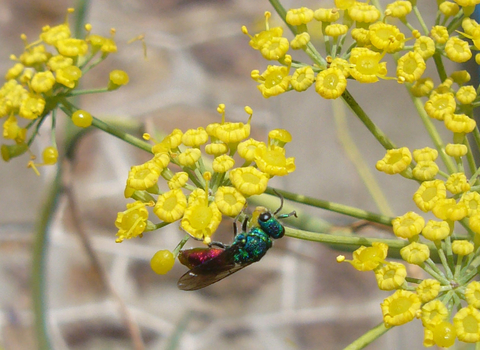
[{"xmin": 258, "ymin": 212, "xmax": 271, "ymax": 222}]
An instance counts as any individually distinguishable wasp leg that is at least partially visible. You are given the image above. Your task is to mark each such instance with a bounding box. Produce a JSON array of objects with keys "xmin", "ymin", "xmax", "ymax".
[{"xmin": 209, "ymin": 241, "xmax": 226, "ymax": 248}]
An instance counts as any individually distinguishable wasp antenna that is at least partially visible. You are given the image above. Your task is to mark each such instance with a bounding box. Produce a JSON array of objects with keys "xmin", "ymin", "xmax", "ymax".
[
  {"xmin": 272, "ymin": 189, "xmax": 284, "ymax": 215},
  {"xmin": 277, "ymin": 210, "xmax": 297, "ymax": 220}
]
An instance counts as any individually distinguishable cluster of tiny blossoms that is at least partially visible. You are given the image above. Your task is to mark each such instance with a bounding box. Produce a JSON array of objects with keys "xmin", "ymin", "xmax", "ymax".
[
  {"xmin": 115, "ymin": 104, "xmax": 295, "ymax": 270},
  {"xmin": 1, "ymin": 8, "xmax": 129, "ymax": 174},
  {"xmin": 246, "ymin": 0, "xmax": 480, "ymax": 348}
]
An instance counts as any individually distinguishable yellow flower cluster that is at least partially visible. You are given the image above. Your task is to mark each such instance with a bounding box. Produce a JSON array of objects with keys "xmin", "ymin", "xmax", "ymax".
[
  {"xmin": 243, "ymin": 1, "xmax": 480, "ymax": 103},
  {"xmin": 1, "ymin": 8, "xmax": 128, "ymax": 174},
  {"xmin": 115, "ymin": 104, "xmax": 295, "ymax": 244}
]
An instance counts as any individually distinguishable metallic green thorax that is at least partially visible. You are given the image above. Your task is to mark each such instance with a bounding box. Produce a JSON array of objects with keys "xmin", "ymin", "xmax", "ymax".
[{"xmin": 231, "ymin": 212, "xmax": 284, "ymax": 264}]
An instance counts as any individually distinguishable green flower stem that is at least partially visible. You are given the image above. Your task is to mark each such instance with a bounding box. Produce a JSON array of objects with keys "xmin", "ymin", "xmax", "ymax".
[
  {"xmin": 454, "ymin": 254, "xmax": 464, "ymax": 278},
  {"xmin": 66, "ymin": 87, "xmax": 110, "ymax": 96},
  {"xmin": 408, "ymin": 91, "xmax": 456, "ymax": 174},
  {"xmin": 173, "ymin": 234, "xmax": 191, "ymax": 257},
  {"xmin": 423, "ymin": 259, "xmax": 451, "ymax": 285},
  {"xmin": 341, "ymin": 89, "xmax": 397, "ymax": 150},
  {"xmin": 333, "ymin": 98, "xmax": 394, "ymax": 217},
  {"xmin": 59, "ymin": 104, "xmax": 152, "ymax": 153},
  {"xmin": 33, "ymin": 166, "xmax": 62, "ymax": 350},
  {"xmin": 146, "ymin": 222, "xmax": 171, "ymax": 232},
  {"xmin": 433, "ymin": 52, "xmax": 448, "ymax": 83},
  {"xmin": 464, "ymin": 137, "xmax": 478, "ymax": 179},
  {"xmin": 343, "ymin": 322, "xmax": 390, "ymax": 350},
  {"xmin": 412, "ymin": 5, "xmax": 429, "ymax": 35},
  {"xmin": 472, "ymin": 127, "xmax": 480, "ymax": 168},
  {"xmin": 265, "ymin": 187, "xmax": 395, "ymax": 226},
  {"xmin": 436, "ymin": 241, "xmax": 454, "ymax": 280}
]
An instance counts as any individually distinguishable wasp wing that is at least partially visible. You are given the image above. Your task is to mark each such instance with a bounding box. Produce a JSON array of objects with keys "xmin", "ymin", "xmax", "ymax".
[{"xmin": 177, "ymin": 246, "xmax": 251, "ymax": 291}]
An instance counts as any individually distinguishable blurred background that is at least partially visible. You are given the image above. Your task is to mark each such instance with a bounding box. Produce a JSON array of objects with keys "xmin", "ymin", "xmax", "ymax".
[{"xmin": 0, "ymin": 0, "xmax": 463, "ymax": 349}]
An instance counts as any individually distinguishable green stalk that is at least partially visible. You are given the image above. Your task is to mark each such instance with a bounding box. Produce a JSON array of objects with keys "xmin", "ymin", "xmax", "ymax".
[
  {"xmin": 341, "ymin": 89, "xmax": 397, "ymax": 150},
  {"xmin": 32, "ymin": 167, "xmax": 62, "ymax": 350},
  {"xmin": 343, "ymin": 322, "xmax": 390, "ymax": 350},
  {"xmin": 265, "ymin": 187, "xmax": 395, "ymax": 226}
]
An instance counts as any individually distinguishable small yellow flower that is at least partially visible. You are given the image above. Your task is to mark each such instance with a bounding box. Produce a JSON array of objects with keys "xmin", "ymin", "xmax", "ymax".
[
  {"xmin": 413, "ymin": 36, "xmax": 436, "ymax": 60},
  {"xmin": 334, "ymin": 0, "xmax": 356, "ymax": 10},
  {"xmin": 351, "ymin": 28, "xmax": 371, "ymax": 46},
  {"xmin": 349, "ymin": 47, "xmax": 387, "ymax": 83},
  {"xmin": 127, "ymin": 162, "xmax": 161, "ymax": 191},
  {"xmin": 291, "ymin": 66, "xmax": 315, "ymax": 91},
  {"xmin": 56, "ymin": 38, "xmax": 88, "ymax": 57},
  {"xmin": 152, "ymin": 129, "xmax": 183, "ymax": 153},
  {"xmin": 412, "ymin": 161, "xmax": 439, "ymax": 181},
  {"xmin": 445, "ymin": 172, "xmax": 470, "ymax": 194},
  {"xmin": 461, "ymin": 191, "xmax": 480, "ymax": 216},
  {"xmin": 421, "ymin": 300, "xmax": 449, "ymax": 326},
  {"xmin": 451, "ymin": 70, "xmax": 471, "ymax": 84},
  {"xmin": 182, "ymin": 127, "xmax": 208, "ymax": 147},
  {"xmin": 374, "ymin": 262, "xmax": 407, "ymax": 290},
  {"xmin": 369, "ymin": 22, "xmax": 405, "ymax": 53},
  {"xmin": 424, "ymin": 92, "xmax": 456, "ymax": 121},
  {"xmin": 385, "ymin": 1, "xmax": 412, "ymax": 18},
  {"xmin": 177, "ymin": 148, "xmax": 201, "ymax": 168},
  {"xmin": 47, "ymin": 55, "xmax": 73, "ymax": 71},
  {"xmin": 5, "ymin": 63, "xmax": 24, "ymax": 80},
  {"xmin": 260, "ymin": 36, "xmax": 289, "ymax": 60},
  {"xmin": 268, "ymin": 129, "xmax": 292, "ymax": 147},
  {"xmin": 375, "ymin": 147, "xmax": 412, "ymax": 175},
  {"xmin": 115, "ymin": 201, "xmax": 149, "ymax": 243},
  {"xmin": 313, "ymin": 8, "xmax": 340, "ymax": 22},
  {"xmin": 413, "ymin": 147, "xmax": 438, "ymax": 162},
  {"xmin": 430, "ymin": 25, "xmax": 449, "ymax": 44},
  {"xmin": 445, "ymin": 37, "xmax": 472, "ymax": 63},
  {"xmin": 152, "ymin": 152, "xmax": 170, "ymax": 169},
  {"xmin": 456, "ymin": 85, "xmax": 477, "ymax": 104},
  {"xmin": 422, "ymin": 219, "xmax": 451, "ymax": 241},
  {"xmin": 413, "ymin": 180, "xmax": 447, "ymax": 212},
  {"xmin": 286, "ymin": 7, "xmax": 314, "ymax": 25},
  {"xmin": 19, "ymin": 94, "xmax": 46, "ymax": 120},
  {"xmin": 347, "ymin": 242, "xmax": 388, "ymax": 271},
  {"xmin": 470, "ymin": 212, "xmax": 480, "ymax": 234},
  {"xmin": 429, "ymin": 321, "xmax": 457, "ymax": 348},
  {"xmin": 254, "ymin": 145, "xmax": 296, "ymax": 176},
  {"xmin": 30, "ymin": 71, "xmax": 56, "ymax": 93},
  {"xmin": 400, "ymin": 241, "xmax": 430, "ymax": 265},
  {"xmin": 55, "ymin": 65, "xmax": 82, "ymax": 88},
  {"xmin": 237, "ymin": 139, "xmax": 265, "ymax": 162},
  {"xmin": 290, "ymin": 32, "xmax": 310, "ymax": 50},
  {"xmin": 454, "ymin": 306, "xmax": 480, "ymax": 343},
  {"xmin": 381, "ymin": 290, "xmax": 421, "ymax": 327},
  {"xmin": 444, "ymin": 113, "xmax": 476, "ymax": 133},
  {"xmin": 445, "ymin": 143, "xmax": 468, "ymax": 157},
  {"xmin": 253, "ymin": 65, "xmax": 291, "ymax": 98},
  {"xmin": 229, "ymin": 166, "xmax": 269, "ymax": 196},
  {"xmin": 40, "ymin": 22, "xmax": 71, "ymax": 46},
  {"xmin": 349, "ymin": 3, "xmax": 381, "ymax": 23},
  {"xmin": 153, "ymin": 189, "xmax": 187, "ymax": 222},
  {"xmin": 465, "ymin": 281, "xmax": 480, "ymax": 308},
  {"xmin": 215, "ymin": 107, "xmax": 252, "ymax": 145},
  {"xmin": 392, "ymin": 211, "xmax": 425, "ymax": 239},
  {"xmin": 330, "ymin": 57, "xmax": 350, "ymax": 78},
  {"xmin": 324, "ymin": 24, "xmax": 349, "ymax": 38},
  {"xmin": 452, "ymin": 240, "xmax": 474, "ymax": 256},
  {"xmin": 462, "ymin": 17, "xmax": 478, "ymax": 36},
  {"xmin": 214, "ymin": 186, "xmax": 246, "ymax": 217},
  {"xmin": 168, "ymin": 172, "xmax": 189, "ymax": 190},
  {"xmin": 454, "ymin": 0, "xmax": 480, "ymax": 8},
  {"xmin": 246, "ymin": 25, "xmax": 284, "ymax": 51},
  {"xmin": 212, "ymin": 154, "xmax": 235, "ymax": 173},
  {"xmin": 315, "ymin": 67, "xmax": 347, "ymax": 99},
  {"xmin": 416, "ymin": 279, "xmax": 441, "ymax": 303},
  {"xmin": 410, "ymin": 78, "xmax": 434, "ymax": 97},
  {"xmin": 432, "ymin": 198, "xmax": 468, "ymax": 221},
  {"xmin": 397, "ymin": 51, "xmax": 426, "ymax": 83},
  {"xmin": 205, "ymin": 142, "xmax": 228, "ymax": 156},
  {"xmin": 19, "ymin": 45, "xmax": 51, "ymax": 66},
  {"xmin": 439, "ymin": 1, "xmax": 460, "ymax": 17},
  {"xmin": 181, "ymin": 199, "xmax": 222, "ymax": 242}
]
